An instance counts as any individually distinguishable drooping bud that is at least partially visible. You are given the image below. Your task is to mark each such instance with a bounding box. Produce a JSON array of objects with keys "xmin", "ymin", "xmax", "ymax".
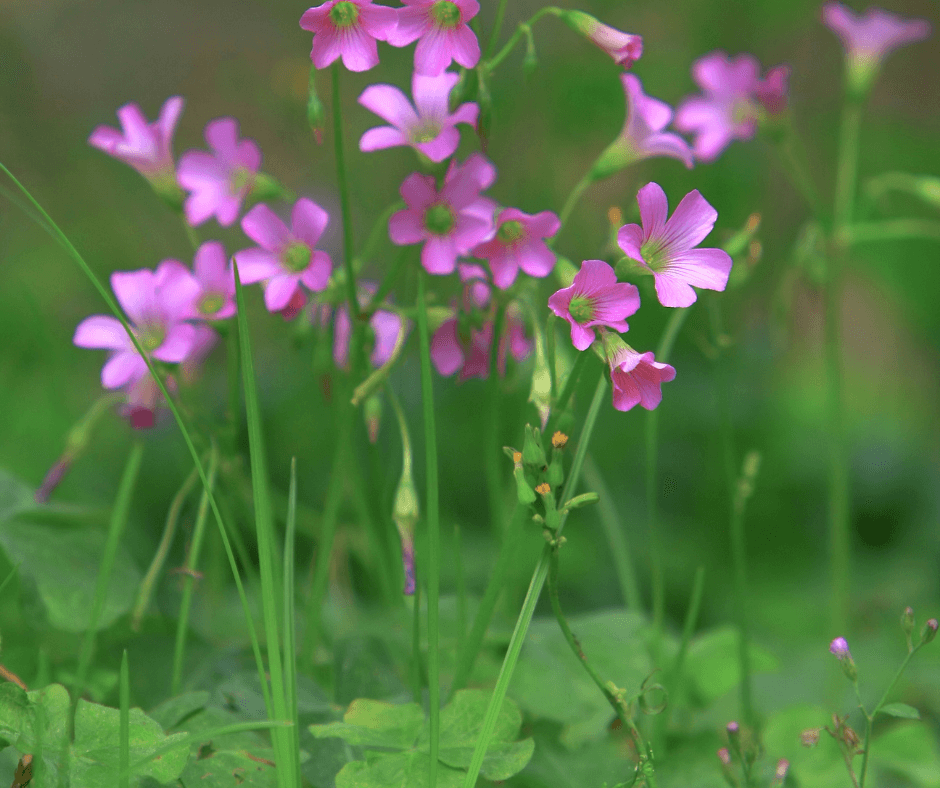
[
  {"xmin": 556, "ymin": 10, "xmax": 643, "ymax": 68},
  {"xmin": 920, "ymin": 618, "xmax": 938, "ymax": 646}
]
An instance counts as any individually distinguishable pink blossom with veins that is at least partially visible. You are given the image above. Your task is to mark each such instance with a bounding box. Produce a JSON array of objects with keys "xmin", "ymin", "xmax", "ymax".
[
  {"xmin": 606, "ymin": 341, "xmax": 676, "ymax": 412},
  {"xmin": 591, "ymin": 75, "xmax": 693, "ymax": 179},
  {"xmin": 822, "ymin": 3, "xmax": 930, "ymax": 83},
  {"xmin": 88, "ymin": 96, "xmax": 184, "ymax": 182},
  {"xmin": 235, "ymin": 198, "xmax": 333, "ymax": 314},
  {"xmin": 617, "ymin": 182, "xmax": 732, "ymax": 308},
  {"xmin": 177, "ymin": 118, "xmax": 261, "ymax": 227},
  {"xmin": 548, "ymin": 260, "xmax": 640, "ymax": 351},
  {"xmin": 388, "ymin": 0, "xmax": 481, "ymax": 76},
  {"xmin": 300, "ymin": 0, "xmax": 398, "ymax": 72},
  {"xmin": 388, "ymin": 152, "xmax": 497, "ymax": 275},
  {"xmin": 73, "ymin": 264, "xmax": 202, "ymax": 390},
  {"xmin": 359, "ymin": 70, "xmax": 478, "ymax": 162},
  {"xmin": 472, "ymin": 208, "xmax": 560, "ymax": 289},
  {"xmin": 675, "ymin": 52, "xmax": 763, "ymax": 163}
]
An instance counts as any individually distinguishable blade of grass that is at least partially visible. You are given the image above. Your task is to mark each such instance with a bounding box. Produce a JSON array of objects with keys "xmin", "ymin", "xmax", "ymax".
[
  {"xmin": 72, "ymin": 438, "xmax": 144, "ymax": 719},
  {"xmin": 462, "ymin": 370, "xmax": 607, "ymax": 788},
  {"xmin": 283, "ymin": 457, "xmax": 301, "ymax": 782},
  {"xmin": 119, "ymin": 650, "xmax": 130, "ymax": 788},
  {"xmin": 234, "ymin": 262, "xmax": 298, "ymax": 787}
]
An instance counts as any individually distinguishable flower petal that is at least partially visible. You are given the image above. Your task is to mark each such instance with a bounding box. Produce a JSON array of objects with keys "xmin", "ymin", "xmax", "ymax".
[
  {"xmin": 662, "ymin": 189, "xmax": 718, "ymax": 252},
  {"xmin": 241, "ymin": 203, "xmax": 291, "ymax": 251},
  {"xmin": 358, "ymin": 83, "xmax": 419, "ymax": 129},
  {"xmin": 74, "ymin": 315, "xmax": 130, "ymax": 350}
]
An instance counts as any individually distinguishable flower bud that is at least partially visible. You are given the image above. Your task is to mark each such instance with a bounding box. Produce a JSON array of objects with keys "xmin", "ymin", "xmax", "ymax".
[
  {"xmin": 920, "ymin": 618, "xmax": 938, "ymax": 646},
  {"xmin": 556, "ymin": 10, "xmax": 643, "ymax": 68},
  {"xmin": 771, "ymin": 759, "xmax": 789, "ymax": 787},
  {"xmin": 829, "ymin": 637, "xmax": 858, "ymax": 682},
  {"xmin": 307, "ymin": 65, "xmax": 326, "ymax": 145},
  {"xmin": 522, "ymin": 424, "xmax": 547, "ymax": 468},
  {"xmin": 512, "ymin": 451, "xmax": 537, "ymax": 505},
  {"xmin": 364, "ymin": 393, "xmax": 382, "ymax": 444},
  {"xmin": 902, "ymin": 606, "xmax": 915, "ymax": 637}
]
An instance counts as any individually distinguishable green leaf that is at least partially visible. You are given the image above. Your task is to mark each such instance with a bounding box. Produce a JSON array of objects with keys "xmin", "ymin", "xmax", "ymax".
[
  {"xmin": 684, "ymin": 626, "xmax": 778, "ymax": 705},
  {"xmin": 873, "ymin": 722, "xmax": 940, "ymax": 787},
  {"xmin": 0, "ymin": 682, "xmax": 69, "ymax": 754},
  {"xmin": 148, "ymin": 692, "xmax": 210, "ymax": 731},
  {"xmin": 310, "ymin": 690, "xmax": 534, "ymax": 787},
  {"xmin": 0, "ymin": 519, "xmax": 140, "ymax": 632},
  {"xmin": 879, "ymin": 702, "xmax": 920, "ymax": 720}
]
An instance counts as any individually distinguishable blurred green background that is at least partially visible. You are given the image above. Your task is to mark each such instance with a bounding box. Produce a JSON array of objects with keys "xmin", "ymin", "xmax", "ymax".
[{"xmin": 0, "ymin": 0, "xmax": 938, "ymax": 714}]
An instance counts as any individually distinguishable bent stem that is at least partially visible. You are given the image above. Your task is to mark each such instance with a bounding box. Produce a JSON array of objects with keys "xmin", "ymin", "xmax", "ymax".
[{"xmin": 461, "ymin": 371, "xmax": 607, "ymax": 788}]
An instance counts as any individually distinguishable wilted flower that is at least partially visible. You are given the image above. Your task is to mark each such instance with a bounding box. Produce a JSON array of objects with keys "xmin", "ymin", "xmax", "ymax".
[
  {"xmin": 548, "ymin": 260, "xmax": 640, "ymax": 351},
  {"xmin": 388, "ymin": 153, "xmax": 497, "ymax": 275},
  {"xmin": 472, "ymin": 208, "xmax": 560, "ymax": 289},
  {"xmin": 299, "ymin": 0, "xmax": 399, "ymax": 72},
  {"xmin": 590, "ymin": 74, "xmax": 694, "ymax": 180},
  {"xmin": 235, "ymin": 198, "xmax": 333, "ymax": 313},
  {"xmin": 617, "ymin": 182, "xmax": 732, "ymax": 308},
  {"xmin": 73, "ymin": 265, "xmax": 201, "ymax": 390},
  {"xmin": 388, "ymin": 0, "xmax": 481, "ymax": 76},
  {"xmin": 358, "ymin": 70, "xmax": 478, "ymax": 162},
  {"xmin": 88, "ymin": 96, "xmax": 184, "ymax": 187},
  {"xmin": 822, "ymin": 3, "xmax": 931, "ymax": 94},
  {"xmin": 177, "ymin": 118, "xmax": 261, "ymax": 227}
]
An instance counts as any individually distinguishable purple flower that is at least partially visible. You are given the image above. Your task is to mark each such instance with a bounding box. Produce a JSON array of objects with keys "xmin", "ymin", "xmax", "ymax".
[
  {"xmin": 756, "ymin": 65, "xmax": 790, "ymax": 116},
  {"xmin": 388, "ymin": 0, "xmax": 481, "ymax": 76},
  {"xmin": 189, "ymin": 241, "xmax": 237, "ymax": 320},
  {"xmin": 557, "ymin": 10, "xmax": 642, "ymax": 67},
  {"xmin": 177, "ymin": 118, "xmax": 261, "ymax": 227},
  {"xmin": 548, "ymin": 260, "xmax": 640, "ymax": 351},
  {"xmin": 235, "ymin": 198, "xmax": 333, "ymax": 313},
  {"xmin": 388, "ymin": 152, "xmax": 497, "ymax": 275},
  {"xmin": 472, "ymin": 208, "xmax": 560, "ymax": 289},
  {"xmin": 822, "ymin": 3, "xmax": 930, "ymax": 91},
  {"xmin": 359, "ymin": 70, "xmax": 478, "ymax": 162},
  {"xmin": 829, "ymin": 637, "xmax": 851, "ymax": 659},
  {"xmin": 675, "ymin": 52, "xmax": 763, "ymax": 163},
  {"xmin": 88, "ymin": 96, "xmax": 184, "ymax": 183},
  {"xmin": 332, "ymin": 283, "xmax": 409, "ymax": 369},
  {"xmin": 591, "ymin": 74, "xmax": 693, "ymax": 179},
  {"xmin": 606, "ymin": 342, "xmax": 676, "ymax": 412},
  {"xmin": 300, "ymin": 0, "xmax": 399, "ymax": 72},
  {"xmin": 431, "ymin": 306, "xmax": 531, "ymax": 381},
  {"xmin": 73, "ymin": 264, "xmax": 201, "ymax": 389},
  {"xmin": 617, "ymin": 182, "xmax": 732, "ymax": 308}
]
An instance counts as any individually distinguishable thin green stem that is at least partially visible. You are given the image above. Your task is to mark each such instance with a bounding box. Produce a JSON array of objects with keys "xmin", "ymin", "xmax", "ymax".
[
  {"xmin": 834, "ymin": 99, "xmax": 863, "ymax": 234},
  {"xmin": 772, "ymin": 124, "xmax": 825, "ymax": 219},
  {"xmin": 454, "ymin": 523, "xmax": 467, "ymax": 657},
  {"xmin": 583, "ymin": 455, "xmax": 640, "ymax": 611},
  {"xmin": 226, "ymin": 323, "xmax": 242, "ymax": 454},
  {"xmin": 847, "ymin": 219, "xmax": 940, "ymax": 244},
  {"xmin": 119, "ymin": 650, "xmax": 130, "ymax": 788},
  {"xmin": 132, "ymin": 463, "xmax": 201, "ymax": 630},
  {"xmin": 332, "ymin": 63, "xmax": 359, "ymax": 323},
  {"xmin": 555, "ymin": 173, "xmax": 593, "ymax": 244},
  {"xmin": 410, "ymin": 579, "xmax": 424, "ymax": 704},
  {"xmin": 172, "ymin": 448, "xmax": 218, "ymax": 696},
  {"xmin": 462, "ymin": 372, "xmax": 607, "ymax": 788},
  {"xmin": 486, "ymin": 301, "xmax": 507, "ymax": 535},
  {"xmin": 484, "ymin": 0, "xmax": 510, "ymax": 59},
  {"xmin": 366, "ymin": 245, "xmax": 410, "ymax": 314},
  {"xmin": 485, "ymin": 7, "xmax": 556, "ymax": 73},
  {"xmin": 73, "ymin": 439, "xmax": 144, "ymax": 719},
  {"xmin": 546, "ymin": 349, "xmax": 590, "ymax": 436},
  {"xmin": 182, "ymin": 219, "xmax": 200, "ymax": 253},
  {"xmin": 283, "ymin": 458, "xmax": 301, "ymax": 782},
  {"xmin": 417, "ymin": 270, "xmax": 441, "ymax": 788}
]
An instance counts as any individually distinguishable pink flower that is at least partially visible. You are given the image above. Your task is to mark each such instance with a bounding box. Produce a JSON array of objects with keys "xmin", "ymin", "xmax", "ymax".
[
  {"xmin": 431, "ymin": 307, "xmax": 531, "ymax": 381},
  {"xmin": 472, "ymin": 208, "xmax": 560, "ymax": 289},
  {"xmin": 606, "ymin": 341, "xmax": 676, "ymax": 412},
  {"xmin": 756, "ymin": 65, "xmax": 790, "ymax": 116},
  {"xmin": 388, "ymin": 0, "xmax": 481, "ymax": 76},
  {"xmin": 235, "ymin": 198, "xmax": 333, "ymax": 313},
  {"xmin": 548, "ymin": 260, "xmax": 640, "ymax": 351},
  {"xmin": 822, "ymin": 3, "xmax": 930, "ymax": 91},
  {"xmin": 88, "ymin": 96, "xmax": 184, "ymax": 183},
  {"xmin": 300, "ymin": 0, "xmax": 399, "ymax": 72},
  {"xmin": 177, "ymin": 118, "xmax": 261, "ymax": 227},
  {"xmin": 675, "ymin": 52, "xmax": 763, "ymax": 163},
  {"xmin": 388, "ymin": 153, "xmax": 497, "ymax": 275},
  {"xmin": 590, "ymin": 74, "xmax": 693, "ymax": 179},
  {"xmin": 120, "ymin": 371, "xmax": 177, "ymax": 430},
  {"xmin": 557, "ymin": 10, "xmax": 642, "ymax": 67},
  {"xmin": 617, "ymin": 182, "xmax": 732, "ymax": 308},
  {"xmin": 359, "ymin": 70, "xmax": 478, "ymax": 162},
  {"xmin": 829, "ymin": 637, "xmax": 851, "ymax": 659},
  {"xmin": 189, "ymin": 241, "xmax": 237, "ymax": 320},
  {"xmin": 458, "ymin": 263, "xmax": 492, "ymax": 309},
  {"xmin": 332, "ymin": 283, "xmax": 409, "ymax": 369},
  {"xmin": 73, "ymin": 264, "xmax": 202, "ymax": 390}
]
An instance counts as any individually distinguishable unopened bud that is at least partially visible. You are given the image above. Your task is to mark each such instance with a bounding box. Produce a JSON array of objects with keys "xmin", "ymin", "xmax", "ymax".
[
  {"xmin": 561, "ymin": 492, "xmax": 599, "ymax": 512},
  {"xmin": 364, "ymin": 394, "xmax": 382, "ymax": 444},
  {"xmin": 829, "ymin": 637, "xmax": 858, "ymax": 682},
  {"xmin": 921, "ymin": 618, "xmax": 938, "ymax": 645},
  {"xmin": 522, "ymin": 424, "xmax": 547, "ymax": 467},
  {"xmin": 902, "ymin": 606, "xmax": 915, "ymax": 637},
  {"xmin": 717, "ymin": 747, "xmax": 732, "ymax": 766},
  {"xmin": 771, "ymin": 759, "xmax": 789, "ymax": 786}
]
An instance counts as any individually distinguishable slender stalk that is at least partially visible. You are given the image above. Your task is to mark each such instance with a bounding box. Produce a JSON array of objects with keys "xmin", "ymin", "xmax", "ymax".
[
  {"xmin": 119, "ymin": 650, "xmax": 130, "ymax": 788},
  {"xmin": 172, "ymin": 448, "xmax": 218, "ymax": 696},
  {"xmin": 462, "ymin": 372, "xmax": 607, "ymax": 788},
  {"xmin": 331, "ymin": 62, "xmax": 359, "ymax": 326},
  {"xmin": 226, "ymin": 323, "xmax": 242, "ymax": 453},
  {"xmin": 834, "ymin": 99, "xmax": 863, "ymax": 234},
  {"xmin": 132, "ymin": 463, "xmax": 200, "ymax": 630},
  {"xmin": 454, "ymin": 523, "xmax": 467, "ymax": 657},
  {"xmin": 583, "ymin": 455, "xmax": 640, "ymax": 611},
  {"xmin": 410, "ymin": 577, "xmax": 424, "ymax": 704},
  {"xmin": 282, "ymin": 458, "xmax": 301, "ymax": 783},
  {"xmin": 545, "ymin": 349, "xmax": 589, "ymax": 437},
  {"xmin": 555, "ymin": 173, "xmax": 593, "ymax": 243},
  {"xmin": 847, "ymin": 219, "xmax": 940, "ymax": 244},
  {"xmin": 416, "ymin": 269, "xmax": 441, "ymax": 788},
  {"xmin": 484, "ymin": 0, "xmax": 510, "ymax": 59},
  {"xmin": 772, "ymin": 124, "xmax": 825, "ymax": 219},
  {"xmin": 73, "ymin": 439, "xmax": 144, "ymax": 719},
  {"xmin": 485, "ymin": 7, "xmax": 556, "ymax": 73},
  {"xmin": 486, "ymin": 301, "xmax": 507, "ymax": 535}
]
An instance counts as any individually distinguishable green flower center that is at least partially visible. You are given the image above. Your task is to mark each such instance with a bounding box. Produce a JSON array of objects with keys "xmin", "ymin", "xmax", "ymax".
[
  {"xmin": 230, "ymin": 166, "xmax": 254, "ymax": 195},
  {"xmin": 329, "ymin": 1, "xmax": 359, "ymax": 27},
  {"xmin": 424, "ymin": 203, "xmax": 455, "ymax": 235},
  {"xmin": 431, "ymin": 0, "xmax": 461, "ymax": 28},
  {"xmin": 640, "ymin": 238, "xmax": 667, "ymax": 272},
  {"xmin": 139, "ymin": 324, "xmax": 165, "ymax": 353},
  {"xmin": 568, "ymin": 295, "xmax": 595, "ymax": 324},
  {"xmin": 731, "ymin": 98, "xmax": 758, "ymax": 126},
  {"xmin": 410, "ymin": 121, "xmax": 442, "ymax": 144},
  {"xmin": 199, "ymin": 292, "xmax": 225, "ymax": 316},
  {"xmin": 497, "ymin": 220, "xmax": 525, "ymax": 244},
  {"xmin": 284, "ymin": 241, "xmax": 312, "ymax": 272}
]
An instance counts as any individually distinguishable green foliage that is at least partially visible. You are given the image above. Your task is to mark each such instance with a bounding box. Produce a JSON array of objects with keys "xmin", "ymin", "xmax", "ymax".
[
  {"xmin": 683, "ymin": 625, "xmax": 778, "ymax": 705},
  {"xmin": 0, "ymin": 682, "xmax": 188, "ymax": 786},
  {"xmin": 310, "ymin": 690, "xmax": 534, "ymax": 787}
]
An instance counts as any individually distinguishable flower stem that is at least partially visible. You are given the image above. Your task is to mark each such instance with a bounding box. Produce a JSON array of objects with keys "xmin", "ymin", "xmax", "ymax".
[
  {"xmin": 417, "ymin": 269, "xmax": 441, "ymax": 788},
  {"xmin": 485, "ymin": 7, "xmax": 557, "ymax": 73},
  {"xmin": 484, "ymin": 0, "xmax": 510, "ymax": 59},
  {"xmin": 846, "ymin": 219, "xmax": 940, "ymax": 244},
  {"xmin": 486, "ymin": 301, "xmax": 507, "ymax": 534},
  {"xmin": 461, "ymin": 370, "xmax": 607, "ymax": 788},
  {"xmin": 546, "ymin": 349, "xmax": 590, "ymax": 436},
  {"xmin": 555, "ymin": 173, "xmax": 593, "ymax": 243}
]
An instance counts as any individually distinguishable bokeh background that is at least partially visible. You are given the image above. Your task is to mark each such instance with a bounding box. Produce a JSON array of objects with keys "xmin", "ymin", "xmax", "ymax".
[{"xmin": 1, "ymin": 0, "xmax": 939, "ymax": 737}]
